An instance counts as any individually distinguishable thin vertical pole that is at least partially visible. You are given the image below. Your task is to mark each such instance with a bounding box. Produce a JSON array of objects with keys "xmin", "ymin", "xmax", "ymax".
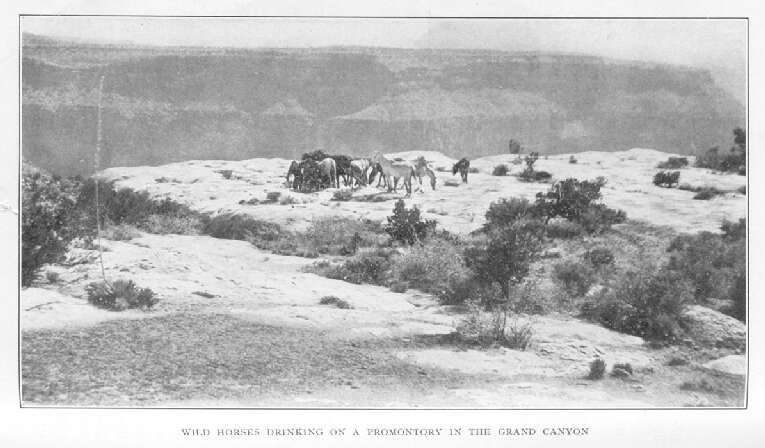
[{"xmin": 95, "ymin": 74, "xmax": 108, "ymax": 285}]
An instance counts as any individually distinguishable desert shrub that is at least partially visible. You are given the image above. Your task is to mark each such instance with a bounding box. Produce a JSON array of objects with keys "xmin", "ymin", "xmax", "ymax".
[
  {"xmin": 583, "ymin": 247, "xmax": 615, "ymax": 267},
  {"xmin": 569, "ymin": 155, "xmax": 578, "ymax": 164},
  {"xmin": 332, "ymin": 189, "xmax": 353, "ymax": 201},
  {"xmin": 456, "ymin": 302, "xmax": 532, "ymax": 349},
  {"xmin": 692, "ymin": 187, "xmax": 724, "ymax": 200},
  {"xmin": 666, "ymin": 225, "xmax": 745, "ymax": 320},
  {"xmin": 389, "ymin": 281, "xmax": 409, "ymax": 293},
  {"xmin": 534, "ymin": 178, "xmax": 625, "ymax": 233},
  {"xmin": 264, "ymin": 191, "xmax": 281, "ymax": 203},
  {"xmin": 587, "ymin": 359, "xmax": 606, "ymax": 380},
  {"xmin": 443, "ymin": 179, "xmax": 461, "ymax": 187},
  {"xmin": 217, "ymin": 169, "xmax": 233, "ymax": 180},
  {"xmin": 580, "ymin": 267, "xmax": 693, "ymax": 341},
  {"xmin": 22, "ymin": 167, "xmax": 87, "ymax": 285},
  {"xmin": 657, "ymin": 157, "xmax": 689, "ymax": 169},
  {"xmin": 737, "ymin": 185, "xmax": 746, "ymax": 195},
  {"xmin": 45, "ymin": 271, "xmax": 60, "ymax": 284},
  {"xmin": 238, "ymin": 197, "xmax": 260, "ymax": 205},
  {"xmin": 468, "ymin": 167, "xmax": 480, "ymax": 174},
  {"xmin": 303, "ymin": 216, "xmax": 383, "ymax": 255},
  {"xmin": 694, "ymin": 128, "xmax": 746, "ymax": 174},
  {"xmin": 552, "ymin": 260, "xmax": 595, "ymax": 297},
  {"xmin": 464, "ymin": 219, "xmax": 545, "ymax": 300},
  {"xmin": 611, "ymin": 363, "xmax": 634, "ymax": 376},
  {"xmin": 85, "ymin": 279, "xmax": 158, "ymax": 311},
  {"xmin": 100, "ymin": 223, "xmax": 141, "ymax": 241},
  {"xmin": 510, "ymin": 280, "xmax": 548, "ymax": 315},
  {"xmin": 139, "ymin": 214, "xmax": 205, "ymax": 235},
  {"xmin": 391, "ymin": 238, "xmax": 474, "ymax": 304},
  {"xmin": 578, "ymin": 204, "xmax": 627, "ymax": 234},
  {"xmin": 483, "ymin": 197, "xmax": 538, "ymax": 230},
  {"xmin": 653, "ymin": 171, "xmax": 680, "ymax": 188},
  {"xmin": 384, "ymin": 200, "xmax": 436, "ymax": 245},
  {"xmin": 504, "ymin": 319, "xmax": 534, "ymax": 350},
  {"xmin": 323, "ymin": 247, "xmax": 395, "ymax": 285},
  {"xmin": 518, "ymin": 168, "xmax": 552, "ymax": 182},
  {"xmin": 319, "ymin": 295, "xmax": 352, "ymax": 309},
  {"xmin": 279, "ymin": 195, "xmax": 300, "ymax": 205},
  {"xmin": 77, "ymin": 179, "xmax": 196, "ymax": 228},
  {"xmin": 492, "ymin": 164, "xmax": 509, "ymax": 176},
  {"xmin": 721, "ymin": 218, "xmax": 746, "ymax": 241},
  {"xmin": 545, "ymin": 219, "xmax": 585, "ymax": 239},
  {"xmin": 204, "ymin": 213, "xmax": 282, "ymax": 242}
]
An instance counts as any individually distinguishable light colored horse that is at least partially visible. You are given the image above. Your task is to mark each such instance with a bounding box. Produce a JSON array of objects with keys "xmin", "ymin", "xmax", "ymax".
[
  {"xmin": 350, "ymin": 158, "xmax": 372, "ymax": 187},
  {"xmin": 318, "ymin": 157, "xmax": 338, "ymax": 188},
  {"xmin": 413, "ymin": 156, "xmax": 437, "ymax": 191},
  {"xmin": 370, "ymin": 152, "xmax": 415, "ymax": 195}
]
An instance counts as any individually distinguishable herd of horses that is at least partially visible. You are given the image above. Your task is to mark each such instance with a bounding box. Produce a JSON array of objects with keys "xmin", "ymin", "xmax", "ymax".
[{"xmin": 286, "ymin": 152, "xmax": 472, "ymax": 195}]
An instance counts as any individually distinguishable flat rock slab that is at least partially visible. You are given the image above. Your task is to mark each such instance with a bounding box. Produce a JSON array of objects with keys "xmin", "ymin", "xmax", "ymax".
[{"xmin": 703, "ymin": 355, "xmax": 746, "ymax": 376}]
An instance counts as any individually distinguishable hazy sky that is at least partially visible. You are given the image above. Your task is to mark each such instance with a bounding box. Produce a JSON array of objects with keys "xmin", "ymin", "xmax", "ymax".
[{"xmin": 22, "ymin": 17, "xmax": 746, "ymax": 100}]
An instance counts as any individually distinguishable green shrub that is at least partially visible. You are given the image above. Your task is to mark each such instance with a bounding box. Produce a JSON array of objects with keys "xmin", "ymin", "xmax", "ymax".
[
  {"xmin": 492, "ymin": 164, "xmax": 509, "ymax": 176},
  {"xmin": 264, "ymin": 191, "xmax": 281, "ymax": 203},
  {"xmin": 332, "ymin": 189, "xmax": 353, "ymax": 201},
  {"xmin": 552, "ymin": 260, "xmax": 595, "ymax": 297},
  {"xmin": 583, "ymin": 247, "xmax": 615, "ymax": 267},
  {"xmin": 303, "ymin": 216, "xmax": 383, "ymax": 255},
  {"xmin": 139, "ymin": 214, "xmax": 205, "ymax": 235},
  {"xmin": 692, "ymin": 187, "xmax": 724, "ymax": 200},
  {"xmin": 22, "ymin": 167, "xmax": 86, "ymax": 286},
  {"xmin": 85, "ymin": 279, "xmax": 158, "ymax": 311},
  {"xmin": 464, "ymin": 219, "xmax": 545, "ymax": 300},
  {"xmin": 45, "ymin": 271, "xmax": 60, "ymax": 284},
  {"xmin": 657, "ymin": 157, "xmax": 689, "ymax": 169},
  {"xmin": 534, "ymin": 178, "xmax": 625, "ymax": 233},
  {"xmin": 483, "ymin": 197, "xmax": 538, "ymax": 230},
  {"xmin": 587, "ymin": 359, "xmax": 606, "ymax": 380},
  {"xmin": 666, "ymin": 225, "xmax": 745, "ymax": 321},
  {"xmin": 323, "ymin": 247, "xmax": 394, "ymax": 285},
  {"xmin": 391, "ymin": 238, "xmax": 474, "ymax": 304},
  {"xmin": 205, "ymin": 213, "xmax": 282, "ymax": 242},
  {"xmin": 319, "ymin": 296, "xmax": 352, "ymax": 309},
  {"xmin": 384, "ymin": 200, "xmax": 436, "ymax": 245},
  {"xmin": 100, "ymin": 223, "xmax": 141, "ymax": 241},
  {"xmin": 545, "ymin": 219, "xmax": 585, "ymax": 239},
  {"xmin": 580, "ymin": 267, "xmax": 693, "ymax": 341}
]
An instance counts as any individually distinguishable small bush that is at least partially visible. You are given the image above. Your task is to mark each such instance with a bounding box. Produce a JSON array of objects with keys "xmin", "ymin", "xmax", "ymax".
[
  {"xmin": 389, "ymin": 281, "xmax": 409, "ymax": 293},
  {"xmin": 205, "ymin": 213, "xmax": 282, "ymax": 241},
  {"xmin": 518, "ymin": 168, "xmax": 552, "ymax": 182},
  {"xmin": 721, "ymin": 218, "xmax": 746, "ymax": 241},
  {"xmin": 45, "ymin": 271, "xmax": 60, "ymax": 284},
  {"xmin": 535, "ymin": 178, "xmax": 625, "ymax": 233},
  {"xmin": 737, "ymin": 185, "xmax": 746, "ymax": 195},
  {"xmin": 492, "ymin": 165, "xmax": 509, "ymax": 176},
  {"xmin": 611, "ymin": 363, "xmax": 634, "ymax": 376},
  {"xmin": 504, "ymin": 319, "xmax": 534, "ymax": 350},
  {"xmin": 238, "ymin": 198, "xmax": 260, "ymax": 205},
  {"xmin": 657, "ymin": 157, "xmax": 689, "ymax": 169},
  {"xmin": 139, "ymin": 214, "xmax": 205, "ymax": 235},
  {"xmin": 264, "ymin": 191, "xmax": 282, "ymax": 203},
  {"xmin": 384, "ymin": 200, "xmax": 436, "ymax": 245},
  {"xmin": 484, "ymin": 197, "xmax": 538, "ymax": 230},
  {"xmin": 587, "ymin": 359, "xmax": 606, "ymax": 380},
  {"xmin": 217, "ymin": 170, "xmax": 233, "ymax": 180},
  {"xmin": 332, "ymin": 189, "xmax": 353, "ymax": 201},
  {"xmin": 552, "ymin": 260, "xmax": 595, "ymax": 297},
  {"xmin": 653, "ymin": 171, "xmax": 681, "ymax": 188},
  {"xmin": 577, "ymin": 203, "xmax": 627, "ymax": 234},
  {"xmin": 468, "ymin": 167, "xmax": 480, "ymax": 174},
  {"xmin": 545, "ymin": 220, "xmax": 585, "ymax": 239},
  {"xmin": 85, "ymin": 279, "xmax": 157, "ymax": 311},
  {"xmin": 583, "ymin": 247, "xmax": 615, "ymax": 267},
  {"xmin": 279, "ymin": 195, "xmax": 300, "ymax": 205},
  {"xmin": 443, "ymin": 179, "xmax": 461, "ymax": 187},
  {"xmin": 319, "ymin": 295, "xmax": 352, "ymax": 309},
  {"xmin": 323, "ymin": 247, "xmax": 394, "ymax": 285},
  {"xmin": 694, "ymin": 128, "xmax": 746, "ymax": 173},
  {"xmin": 692, "ymin": 187, "xmax": 724, "ymax": 200},
  {"xmin": 580, "ymin": 267, "xmax": 693, "ymax": 341},
  {"xmin": 391, "ymin": 238, "xmax": 474, "ymax": 305},
  {"xmin": 100, "ymin": 223, "xmax": 141, "ymax": 241},
  {"xmin": 303, "ymin": 216, "xmax": 383, "ymax": 255}
]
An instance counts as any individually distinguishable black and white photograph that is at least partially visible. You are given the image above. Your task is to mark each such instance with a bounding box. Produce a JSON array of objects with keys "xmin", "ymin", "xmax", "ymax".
[{"xmin": 15, "ymin": 13, "xmax": 750, "ymax": 411}]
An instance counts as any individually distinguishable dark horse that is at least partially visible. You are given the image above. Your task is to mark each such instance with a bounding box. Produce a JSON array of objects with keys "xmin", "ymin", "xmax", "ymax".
[
  {"xmin": 331, "ymin": 155, "xmax": 353, "ymax": 187},
  {"xmin": 452, "ymin": 158, "xmax": 470, "ymax": 183}
]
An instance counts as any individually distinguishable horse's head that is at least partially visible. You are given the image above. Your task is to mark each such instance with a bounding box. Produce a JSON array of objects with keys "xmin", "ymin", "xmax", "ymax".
[{"xmin": 452, "ymin": 163, "xmax": 459, "ymax": 175}]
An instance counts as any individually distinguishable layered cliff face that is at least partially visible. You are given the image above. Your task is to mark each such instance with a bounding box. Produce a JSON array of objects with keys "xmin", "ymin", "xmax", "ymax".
[{"xmin": 22, "ymin": 35, "xmax": 744, "ymax": 176}]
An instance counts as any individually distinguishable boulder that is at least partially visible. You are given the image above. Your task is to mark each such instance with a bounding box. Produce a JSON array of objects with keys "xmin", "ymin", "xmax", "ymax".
[{"xmin": 682, "ymin": 305, "xmax": 746, "ymax": 351}]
